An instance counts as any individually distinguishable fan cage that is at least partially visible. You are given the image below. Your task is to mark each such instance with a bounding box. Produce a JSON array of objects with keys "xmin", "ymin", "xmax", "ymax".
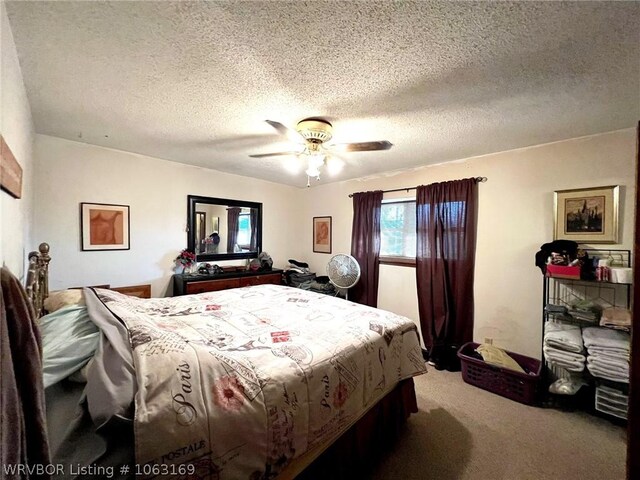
[{"xmin": 327, "ymin": 254, "xmax": 361, "ymax": 289}]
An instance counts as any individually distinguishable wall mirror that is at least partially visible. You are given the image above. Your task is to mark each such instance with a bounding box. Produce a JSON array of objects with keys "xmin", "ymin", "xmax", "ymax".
[{"xmin": 187, "ymin": 195, "xmax": 262, "ymax": 262}]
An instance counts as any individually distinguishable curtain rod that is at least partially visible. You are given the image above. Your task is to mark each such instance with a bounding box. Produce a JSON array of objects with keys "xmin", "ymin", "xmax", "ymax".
[{"xmin": 348, "ymin": 176, "xmax": 488, "ymax": 198}]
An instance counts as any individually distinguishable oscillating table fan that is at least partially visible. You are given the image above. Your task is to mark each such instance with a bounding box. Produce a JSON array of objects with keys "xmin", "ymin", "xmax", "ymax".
[{"xmin": 326, "ymin": 254, "xmax": 361, "ymax": 300}]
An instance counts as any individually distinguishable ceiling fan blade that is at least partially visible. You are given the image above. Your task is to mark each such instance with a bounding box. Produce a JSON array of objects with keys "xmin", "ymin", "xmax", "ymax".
[
  {"xmin": 265, "ymin": 120, "xmax": 303, "ymax": 142},
  {"xmin": 329, "ymin": 140, "xmax": 393, "ymax": 152},
  {"xmin": 249, "ymin": 151, "xmax": 300, "ymax": 158}
]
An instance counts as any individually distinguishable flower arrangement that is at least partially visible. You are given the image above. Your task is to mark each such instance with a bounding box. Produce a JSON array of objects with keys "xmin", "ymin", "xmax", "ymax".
[{"xmin": 175, "ymin": 249, "xmax": 196, "ymax": 268}]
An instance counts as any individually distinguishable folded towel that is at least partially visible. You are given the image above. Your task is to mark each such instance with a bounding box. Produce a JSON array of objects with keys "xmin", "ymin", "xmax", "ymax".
[
  {"xmin": 571, "ymin": 299, "xmax": 602, "ymax": 313},
  {"xmin": 543, "ymin": 346, "xmax": 586, "ymax": 363},
  {"xmin": 598, "ymin": 325, "xmax": 631, "ymax": 332},
  {"xmin": 587, "ymin": 349, "xmax": 630, "ymax": 363},
  {"xmin": 547, "ymin": 359, "xmax": 585, "ymax": 373},
  {"xmin": 544, "ymin": 322, "xmax": 584, "ymax": 353},
  {"xmin": 600, "ymin": 307, "xmax": 631, "ymax": 330},
  {"xmin": 587, "ymin": 355, "xmax": 629, "ymax": 374},
  {"xmin": 586, "ymin": 363, "xmax": 629, "ymax": 383},
  {"xmin": 569, "ymin": 311, "xmax": 599, "ymax": 323},
  {"xmin": 587, "ymin": 346, "xmax": 630, "ymax": 358},
  {"xmin": 545, "ymin": 304, "xmax": 568, "ymax": 315},
  {"xmin": 543, "ymin": 346, "xmax": 585, "ymax": 372},
  {"xmin": 583, "ymin": 327, "xmax": 630, "ymax": 351}
]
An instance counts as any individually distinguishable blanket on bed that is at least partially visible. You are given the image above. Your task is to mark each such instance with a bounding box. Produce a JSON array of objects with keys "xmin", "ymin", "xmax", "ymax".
[{"xmin": 84, "ymin": 284, "xmax": 426, "ymax": 479}]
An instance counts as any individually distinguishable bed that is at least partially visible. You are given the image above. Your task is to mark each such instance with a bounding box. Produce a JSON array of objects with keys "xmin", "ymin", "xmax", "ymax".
[{"xmin": 27, "ymin": 244, "xmax": 427, "ymax": 479}]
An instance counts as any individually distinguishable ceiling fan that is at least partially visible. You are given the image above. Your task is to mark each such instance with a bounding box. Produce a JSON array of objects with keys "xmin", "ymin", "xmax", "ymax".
[{"xmin": 249, "ymin": 118, "xmax": 393, "ymax": 186}]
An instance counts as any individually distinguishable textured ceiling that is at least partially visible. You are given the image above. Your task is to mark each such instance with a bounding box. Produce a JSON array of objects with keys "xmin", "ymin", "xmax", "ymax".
[{"xmin": 5, "ymin": 1, "xmax": 640, "ymax": 187}]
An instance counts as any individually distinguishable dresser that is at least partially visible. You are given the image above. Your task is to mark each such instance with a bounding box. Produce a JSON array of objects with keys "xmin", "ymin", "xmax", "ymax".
[{"xmin": 172, "ymin": 269, "xmax": 284, "ymax": 296}]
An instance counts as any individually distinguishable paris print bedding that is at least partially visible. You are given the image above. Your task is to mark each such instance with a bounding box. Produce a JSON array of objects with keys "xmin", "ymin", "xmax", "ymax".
[{"xmin": 84, "ymin": 284, "xmax": 426, "ymax": 479}]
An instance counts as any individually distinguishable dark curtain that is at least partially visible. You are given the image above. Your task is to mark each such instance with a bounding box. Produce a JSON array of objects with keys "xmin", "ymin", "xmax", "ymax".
[
  {"xmin": 350, "ymin": 190, "xmax": 383, "ymax": 307},
  {"xmin": 249, "ymin": 209, "xmax": 258, "ymax": 251},
  {"xmin": 227, "ymin": 207, "xmax": 241, "ymax": 253},
  {"xmin": 416, "ymin": 178, "xmax": 478, "ymax": 368}
]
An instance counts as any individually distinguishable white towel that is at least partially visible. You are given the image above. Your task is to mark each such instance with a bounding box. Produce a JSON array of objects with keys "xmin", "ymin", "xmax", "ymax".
[
  {"xmin": 543, "ymin": 346, "xmax": 586, "ymax": 363},
  {"xmin": 586, "ymin": 363, "xmax": 629, "ymax": 383},
  {"xmin": 582, "ymin": 327, "xmax": 630, "ymax": 351},
  {"xmin": 544, "ymin": 322, "xmax": 584, "ymax": 354},
  {"xmin": 587, "ymin": 349, "xmax": 629, "ymax": 363},
  {"xmin": 587, "ymin": 355, "xmax": 629, "ymax": 374},
  {"xmin": 587, "ymin": 346, "xmax": 630, "ymax": 358},
  {"xmin": 547, "ymin": 359, "xmax": 585, "ymax": 373},
  {"xmin": 543, "ymin": 346, "xmax": 585, "ymax": 372}
]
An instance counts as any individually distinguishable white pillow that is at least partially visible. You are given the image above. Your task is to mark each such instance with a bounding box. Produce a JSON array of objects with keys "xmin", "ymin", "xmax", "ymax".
[{"xmin": 43, "ymin": 289, "xmax": 85, "ymax": 313}]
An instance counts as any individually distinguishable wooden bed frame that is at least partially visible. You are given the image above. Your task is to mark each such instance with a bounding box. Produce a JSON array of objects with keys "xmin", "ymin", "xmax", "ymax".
[{"xmin": 26, "ymin": 243, "xmax": 420, "ymax": 479}]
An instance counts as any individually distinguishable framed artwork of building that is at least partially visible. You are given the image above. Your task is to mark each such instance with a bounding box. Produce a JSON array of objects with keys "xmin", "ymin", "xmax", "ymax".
[{"xmin": 554, "ymin": 185, "xmax": 619, "ymax": 244}]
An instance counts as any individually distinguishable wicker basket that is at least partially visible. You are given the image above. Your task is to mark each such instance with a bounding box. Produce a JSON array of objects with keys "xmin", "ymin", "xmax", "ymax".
[{"xmin": 457, "ymin": 342, "xmax": 541, "ymax": 405}]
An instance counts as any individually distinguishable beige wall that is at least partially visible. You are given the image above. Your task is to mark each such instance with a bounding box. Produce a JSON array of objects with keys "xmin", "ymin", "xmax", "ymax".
[
  {"xmin": 300, "ymin": 128, "xmax": 636, "ymax": 358},
  {"xmin": 32, "ymin": 135, "xmax": 304, "ymax": 297},
  {"xmin": 1, "ymin": 4, "xmax": 35, "ymax": 278},
  {"xmin": 28, "ymin": 125, "xmax": 636, "ymax": 356}
]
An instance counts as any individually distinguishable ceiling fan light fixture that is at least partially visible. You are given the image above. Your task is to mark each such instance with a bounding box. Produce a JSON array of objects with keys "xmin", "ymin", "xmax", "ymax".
[
  {"xmin": 304, "ymin": 152, "xmax": 325, "ymax": 178},
  {"xmin": 305, "ymin": 165, "xmax": 321, "ymax": 178},
  {"xmin": 296, "ymin": 118, "xmax": 333, "ymax": 143},
  {"xmin": 253, "ymin": 118, "xmax": 393, "ymax": 186}
]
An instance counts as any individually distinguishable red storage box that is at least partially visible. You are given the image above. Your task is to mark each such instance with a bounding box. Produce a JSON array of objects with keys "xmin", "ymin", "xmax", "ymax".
[
  {"xmin": 545, "ymin": 264, "xmax": 580, "ymax": 279},
  {"xmin": 457, "ymin": 342, "xmax": 541, "ymax": 405}
]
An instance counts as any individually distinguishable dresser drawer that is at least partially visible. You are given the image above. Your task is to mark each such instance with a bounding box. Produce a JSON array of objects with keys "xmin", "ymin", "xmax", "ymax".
[
  {"xmin": 239, "ymin": 273, "xmax": 282, "ymax": 287},
  {"xmin": 186, "ymin": 278, "xmax": 240, "ymax": 294},
  {"xmin": 174, "ymin": 269, "xmax": 284, "ymax": 296}
]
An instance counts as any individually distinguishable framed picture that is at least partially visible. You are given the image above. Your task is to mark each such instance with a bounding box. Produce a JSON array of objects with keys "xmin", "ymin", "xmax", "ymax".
[
  {"xmin": 0, "ymin": 135, "xmax": 23, "ymax": 199},
  {"xmin": 554, "ymin": 185, "xmax": 619, "ymax": 244},
  {"xmin": 313, "ymin": 216, "xmax": 332, "ymax": 254},
  {"xmin": 81, "ymin": 202, "xmax": 130, "ymax": 251}
]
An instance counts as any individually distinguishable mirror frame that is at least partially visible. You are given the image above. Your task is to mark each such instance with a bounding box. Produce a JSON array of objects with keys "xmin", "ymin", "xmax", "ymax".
[{"xmin": 187, "ymin": 195, "xmax": 262, "ymax": 262}]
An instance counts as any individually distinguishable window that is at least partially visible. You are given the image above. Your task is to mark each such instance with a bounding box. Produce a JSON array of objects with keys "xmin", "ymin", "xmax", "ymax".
[
  {"xmin": 380, "ymin": 200, "xmax": 416, "ymax": 262},
  {"xmin": 379, "ymin": 199, "xmax": 467, "ymax": 264},
  {"xmin": 237, "ymin": 213, "xmax": 251, "ymax": 247}
]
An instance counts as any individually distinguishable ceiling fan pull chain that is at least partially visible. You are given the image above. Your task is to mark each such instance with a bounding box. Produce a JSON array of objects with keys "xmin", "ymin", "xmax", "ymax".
[{"xmin": 307, "ymin": 175, "xmax": 311, "ymax": 188}]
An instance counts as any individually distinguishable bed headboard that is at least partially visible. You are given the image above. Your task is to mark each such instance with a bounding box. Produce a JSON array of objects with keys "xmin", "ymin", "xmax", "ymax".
[
  {"xmin": 25, "ymin": 242, "xmax": 51, "ymax": 318},
  {"xmin": 24, "ymin": 243, "xmax": 151, "ymax": 317}
]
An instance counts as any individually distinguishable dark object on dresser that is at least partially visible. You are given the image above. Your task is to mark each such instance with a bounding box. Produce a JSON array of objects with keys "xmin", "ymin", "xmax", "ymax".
[
  {"xmin": 173, "ymin": 269, "xmax": 284, "ymax": 295},
  {"xmin": 258, "ymin": 252, "xmax": 273, "ymax": 270},
  {"xmin": 534, "ymin": 240, "xmax": 579, "ymax": 274}
]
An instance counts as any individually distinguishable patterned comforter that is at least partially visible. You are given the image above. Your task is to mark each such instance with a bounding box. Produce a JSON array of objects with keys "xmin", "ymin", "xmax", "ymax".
[{"xmin": 85, "ymin": 284, "xmax": 426, "ymax": 479}]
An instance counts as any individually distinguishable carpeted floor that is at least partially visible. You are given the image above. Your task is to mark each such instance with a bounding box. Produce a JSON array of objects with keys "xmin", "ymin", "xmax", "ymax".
[{"xmin": 370, "ymin": 369, "xmax": 627, "ymax": 480}]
